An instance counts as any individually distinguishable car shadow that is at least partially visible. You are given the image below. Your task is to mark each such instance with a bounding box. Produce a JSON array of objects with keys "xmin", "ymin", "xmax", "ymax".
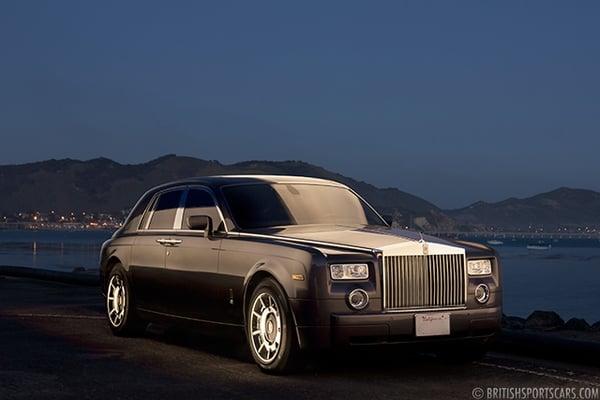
[
  {"xmin": 141, "ymin": 322, "xmax": 478, "ymax": 376},
  {"xmin": 143, "ymin": 322, "xmax": 253, "ymax": 361}
]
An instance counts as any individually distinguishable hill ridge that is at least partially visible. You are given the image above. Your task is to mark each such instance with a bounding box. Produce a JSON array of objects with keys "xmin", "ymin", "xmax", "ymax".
[{"xmin": 0, "ymin": 155, "xmax": 453, "ymax": 230}]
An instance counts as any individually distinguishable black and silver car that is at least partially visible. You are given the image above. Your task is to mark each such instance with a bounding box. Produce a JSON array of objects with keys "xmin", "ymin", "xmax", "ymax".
[{"xmin": 100, "ymin": 175, "xmax": 501, "ymax": 373}]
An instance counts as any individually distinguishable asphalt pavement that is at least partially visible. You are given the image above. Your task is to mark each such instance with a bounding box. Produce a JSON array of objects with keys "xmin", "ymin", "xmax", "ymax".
[{"xmin": 1, "ymin": 276, "xmax": 599, "ymax": 400}]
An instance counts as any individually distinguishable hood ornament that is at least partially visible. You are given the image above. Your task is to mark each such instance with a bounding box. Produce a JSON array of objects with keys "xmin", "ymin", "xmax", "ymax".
[{"xmin": 418, "ymin": 232, "xmax": 429, "ymax": 255}]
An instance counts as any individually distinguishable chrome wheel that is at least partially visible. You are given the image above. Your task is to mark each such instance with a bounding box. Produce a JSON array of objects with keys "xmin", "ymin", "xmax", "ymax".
[
  {"xmin": 107, "ymin": 274, "xmax": 127, "ymax": 327},
  {"xmin": 249, "ymin": 292, "xmax": 282, "ymax": 364}
]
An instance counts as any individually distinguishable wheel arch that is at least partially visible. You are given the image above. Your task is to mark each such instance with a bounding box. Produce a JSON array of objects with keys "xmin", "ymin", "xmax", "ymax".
[
  {"xmin": 242, "ymin": 261, "xmax": 304, "ymax": 349},
  {"xmin": 102, "ymin": 256, "xmax": 123, "ymax": 291}
]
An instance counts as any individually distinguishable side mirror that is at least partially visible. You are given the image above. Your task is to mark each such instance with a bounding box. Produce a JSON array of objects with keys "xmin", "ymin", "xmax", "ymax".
[{"xmin": 187, "ymin": 215, "xmax": 213, "ymax": 238}]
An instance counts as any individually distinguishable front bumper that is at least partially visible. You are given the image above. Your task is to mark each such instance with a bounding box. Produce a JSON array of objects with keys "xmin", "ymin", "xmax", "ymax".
[{"xmin": 293, "ymin": 305, "xmax": 502, "ymax": 349}]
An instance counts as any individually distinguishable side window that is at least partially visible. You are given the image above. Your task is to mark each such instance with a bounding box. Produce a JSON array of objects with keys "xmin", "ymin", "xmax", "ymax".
[
  {"xmin": 183, "ymin": 189, "xmax": 222, "ymax": 230},
  {"xmin": 139, "ymin": 196, "xmax": 155, "ymax": 229},
  {"xmin": 122, "ymin": 192, "xmax": 153, "ymax": 232},
  {"xmin": 148, "ymin": 190, "xmax": 184, "ymax": 230}
]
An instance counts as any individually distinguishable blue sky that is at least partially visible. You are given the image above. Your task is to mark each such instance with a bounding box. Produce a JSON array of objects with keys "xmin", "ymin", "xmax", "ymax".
[{"xmin": 1, "ymin": 1, "xmax": 598, "ymax": 208}]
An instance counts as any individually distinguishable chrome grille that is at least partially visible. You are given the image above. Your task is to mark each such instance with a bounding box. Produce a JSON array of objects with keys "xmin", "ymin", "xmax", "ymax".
[{"xmin": 382, "ymin": 254, "xmax": 466, "ymax": 310}]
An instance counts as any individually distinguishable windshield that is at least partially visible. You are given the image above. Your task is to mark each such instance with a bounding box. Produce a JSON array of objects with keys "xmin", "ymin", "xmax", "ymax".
[{"xmin": 222, "ymin": 183, "xmax": 386, "ymax": 229}]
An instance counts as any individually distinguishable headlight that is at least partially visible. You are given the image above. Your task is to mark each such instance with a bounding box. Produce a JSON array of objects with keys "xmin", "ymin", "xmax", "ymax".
[
  {"xmin": 330, "ymin": 263, "xmax": 369, "ymax": 280},
  {"xmin": 467, "ymin": 259, "xmax": 492, "ymax": 275}
]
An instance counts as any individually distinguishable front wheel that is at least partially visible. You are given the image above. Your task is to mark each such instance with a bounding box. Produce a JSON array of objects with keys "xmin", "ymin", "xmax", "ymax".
[
  {"xmin": 246, "ymin": 278, "xmax": 300, "ymax": 373},
  {"xmin": 105, "ymin": 264, "xmax": 146, "ymax": 336}
]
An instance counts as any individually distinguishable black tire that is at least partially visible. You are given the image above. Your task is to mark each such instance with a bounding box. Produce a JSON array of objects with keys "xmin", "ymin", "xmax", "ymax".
[
  {"xmin": 246, "ymin": 278, "xmax": 300, "ymax": 374},
  {"xmin": 105, "ymin": 264, "xmax": 147, "ymax": 336}
]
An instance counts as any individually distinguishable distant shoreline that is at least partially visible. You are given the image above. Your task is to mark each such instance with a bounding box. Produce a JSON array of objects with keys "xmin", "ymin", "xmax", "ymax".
[
  {"xmin": 1, "ymin": 226, "xmax": 599, "ymax": 248},
  {"xmin": 1, "ymin": 224, "xmax": 599, "ymax": 237},
  {"xmin": 0, "ymin": 224, "xmax": 119, "ymax": 232}
]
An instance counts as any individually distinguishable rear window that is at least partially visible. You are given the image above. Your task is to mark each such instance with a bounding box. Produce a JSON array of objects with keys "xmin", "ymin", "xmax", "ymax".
[
  {"xmin": 122, "ymin": 193, "xmax": 153, "ymax": 232},
  {"xmin": 148, "ymin": 190, "xmax": 184, "ymax": 230}
]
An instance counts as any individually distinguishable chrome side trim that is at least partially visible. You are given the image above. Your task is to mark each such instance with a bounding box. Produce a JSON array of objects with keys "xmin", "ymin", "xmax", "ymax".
[
  {"xmin": 141, "ymin": 185, "xmax": 188, "ymax": 231},
  {"xmin": 137, "ymin": 308, "xmax": 243, "ymax": 327},
  {"xmin": 173, "ymin": 189, "xmax": 188, "ymax": 229},
  {"xmin": 179, "ymin": 185, "xmax": 229, "ymax": 234},
  {"xmin": 137, "ymin": 185, "xmax": 229, "ymax": 234},
  {"xmin": 346, "ymin": 188, "xmax": 389, "ymax": 227},
  {"xmin": 233, "ymin": 232, "xmax": 378, "ymax": 254},
  {"xmin": 138, "ymin": 195, "xmax": 157, "ymax": 231}
]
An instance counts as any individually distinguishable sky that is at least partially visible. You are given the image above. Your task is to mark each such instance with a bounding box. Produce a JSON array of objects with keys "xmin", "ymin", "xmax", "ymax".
[{"xmin": 0, "ymin": 1, "xmax": 599, "ymax": 209}]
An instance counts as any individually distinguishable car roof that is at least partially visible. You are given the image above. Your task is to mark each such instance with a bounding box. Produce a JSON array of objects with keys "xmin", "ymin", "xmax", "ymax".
[{"xmin": 151, "ymin": 175, "xmax": 349, "ymax": 192}]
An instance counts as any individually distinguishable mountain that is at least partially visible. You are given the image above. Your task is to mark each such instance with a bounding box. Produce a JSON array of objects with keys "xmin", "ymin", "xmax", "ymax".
[
  {"xmin": 447, "ymin": 187, "xmax": 600, "ymax": 229},
  {"xmin": 0, "ymin": 155, "xmax": 454, "ymax": 230}
]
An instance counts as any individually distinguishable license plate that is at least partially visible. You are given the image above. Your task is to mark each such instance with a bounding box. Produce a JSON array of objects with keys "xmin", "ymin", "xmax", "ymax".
[{"xmin": 415, "ymin": 313, "xmax": 450, "ymax": 337}]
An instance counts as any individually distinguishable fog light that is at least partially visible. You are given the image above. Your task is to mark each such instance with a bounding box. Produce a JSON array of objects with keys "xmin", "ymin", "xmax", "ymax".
[
  {"xmin": 474, "ymin": 284, "xmax": 490, "ymax": 304},
  {"xmin": 348, "ymin": 289, "xmax": 369, "ymax": 310}
]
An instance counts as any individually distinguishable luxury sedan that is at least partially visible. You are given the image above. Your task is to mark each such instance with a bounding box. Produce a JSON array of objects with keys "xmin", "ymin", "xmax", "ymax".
[{"xmin": 100, "ymin": 175, "xmax": 502, "ymax": 373}]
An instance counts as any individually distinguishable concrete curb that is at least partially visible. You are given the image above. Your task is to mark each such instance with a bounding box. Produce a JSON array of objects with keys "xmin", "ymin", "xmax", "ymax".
[
  {"xmin": 0, "ymin": 265, "xmax": 99, "ymax": 287},
  {"xmin": 497, "ymin": 329, "xmax": 600, "ymax": 365}
]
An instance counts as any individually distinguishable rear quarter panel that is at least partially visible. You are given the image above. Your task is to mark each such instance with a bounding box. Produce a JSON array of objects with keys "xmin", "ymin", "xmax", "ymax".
[{"xmin": 99, "ymin": 235, "xmax": 135, "ymax": 290}]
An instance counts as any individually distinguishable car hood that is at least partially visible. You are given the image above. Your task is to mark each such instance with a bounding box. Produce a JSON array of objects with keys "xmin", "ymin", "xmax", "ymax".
[{"xmin": 248, "ymin": 225, "xmax": 475, "ymax": 256}]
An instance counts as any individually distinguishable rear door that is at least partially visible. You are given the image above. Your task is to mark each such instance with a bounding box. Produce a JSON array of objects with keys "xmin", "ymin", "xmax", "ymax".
[
  {"xmin": 162, "ymin": 187, "xmax": 223, "ymax": 321},
  {"xmin": 130, "ymin": 188, "xmax": 185, "ymax": 312}
]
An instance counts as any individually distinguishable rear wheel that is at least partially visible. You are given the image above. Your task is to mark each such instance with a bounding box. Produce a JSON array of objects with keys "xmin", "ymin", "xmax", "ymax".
[
  {"xmin": 106, "ymin": 264, "xmax": 146, "ymax": 336},
  {"xmin": 246, "ymin": 278, "xmax": 299, "ymax": 373}
]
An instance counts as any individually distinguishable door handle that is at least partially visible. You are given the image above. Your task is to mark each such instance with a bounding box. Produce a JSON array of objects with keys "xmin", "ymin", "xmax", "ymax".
[{"xmin": 156, "ymin": 238, "xmax": 183, "ymax": 247}]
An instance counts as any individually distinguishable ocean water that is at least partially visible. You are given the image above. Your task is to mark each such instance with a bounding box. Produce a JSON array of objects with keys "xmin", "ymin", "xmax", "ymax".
[
  {"xmin": 496, "ymin": 245, "xmax": 600, "ymax": 323},
  {"xmin": 1, "ymin": 230, "xmax": 599, "ymax": 323},
  {"xmin": 0, "ymin": 230, "xmax": 112, "ymax": 272}
]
